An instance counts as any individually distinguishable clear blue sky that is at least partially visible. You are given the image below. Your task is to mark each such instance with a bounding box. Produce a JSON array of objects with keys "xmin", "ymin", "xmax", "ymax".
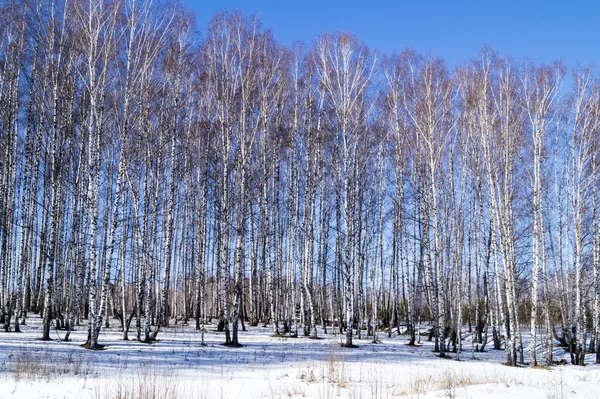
[{"xmin": 182, "ymin": 0, "xmax": 599, "ymax": 71}]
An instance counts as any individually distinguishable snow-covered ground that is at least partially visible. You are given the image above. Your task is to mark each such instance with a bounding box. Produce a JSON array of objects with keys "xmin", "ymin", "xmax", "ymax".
[{"xmin": 1, "ymin": 316, "xmax": 599, "ymax": 398}]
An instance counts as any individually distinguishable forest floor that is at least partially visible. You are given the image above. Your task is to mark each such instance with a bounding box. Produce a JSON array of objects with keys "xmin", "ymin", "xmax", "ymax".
[{"xmin": 0, "ymin": 315, "xmax": 599, "ymax": 398}]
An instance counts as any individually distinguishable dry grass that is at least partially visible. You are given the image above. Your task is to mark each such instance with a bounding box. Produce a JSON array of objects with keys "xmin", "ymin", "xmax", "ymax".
[
  {"xmin": 93, "ymin": 366, "xmax": 181, "ymax": 399},
  {"xmin": 544, "ymin": 370, "xmax": 572, "ymax": 399},
  {"xmin": 265, "ymin": 379, "xmax": 307, "ymax": 399},
  {"xmin": 10, "ymin": 348, "xmax": 96, "ymax": 382},
  {"xmin": 325, "ymin": 343, "xmax": 347, "ymax": 388},
  {"xmin": 391, "ymin": 366, "xmax": 506, "ymax": 398},
  {"xmin": 296, "ymin": 351, "xmax": 510, "ymax": 399},
  {"xmin": 295, "ymin": 344, "xmax": 349, "ymax": 399}
]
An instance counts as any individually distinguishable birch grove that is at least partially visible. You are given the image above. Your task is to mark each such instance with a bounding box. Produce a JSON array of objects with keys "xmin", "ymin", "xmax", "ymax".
[{"xmin": 1, "ymin": 0, "xmax": 600, "ymax": 367}]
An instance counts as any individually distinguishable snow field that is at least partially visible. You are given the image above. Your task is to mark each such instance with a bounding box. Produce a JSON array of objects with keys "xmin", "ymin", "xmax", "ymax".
[{"xmin": 1, "ymin": 316, "xmax": 599, "ymax": 398}]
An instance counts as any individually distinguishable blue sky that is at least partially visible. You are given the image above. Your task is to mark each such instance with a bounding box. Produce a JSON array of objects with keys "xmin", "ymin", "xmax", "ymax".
[{"xmin": 183, "ymin": 0, "xmax": 599, "ymax": 71}]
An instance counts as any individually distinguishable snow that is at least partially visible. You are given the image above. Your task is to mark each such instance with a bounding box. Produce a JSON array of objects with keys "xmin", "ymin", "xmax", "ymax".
[{"xmin": 1, "ymin": 317, "xmax": 599, "ymax": 398}]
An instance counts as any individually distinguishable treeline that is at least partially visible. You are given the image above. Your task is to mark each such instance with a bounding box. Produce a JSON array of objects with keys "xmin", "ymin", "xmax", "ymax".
[{"xmin": 0, "ymin": 0, "xmax": 599, "ymax": 367}]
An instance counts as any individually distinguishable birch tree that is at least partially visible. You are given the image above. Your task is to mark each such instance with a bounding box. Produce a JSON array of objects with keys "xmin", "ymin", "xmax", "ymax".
[
  {"xmin": 314, "ymin": 33, "xmax": 376, "ymax": 347},
  {"xmin": 521, "ymin": 62, "xmax": 563, "ymax": 366}
]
